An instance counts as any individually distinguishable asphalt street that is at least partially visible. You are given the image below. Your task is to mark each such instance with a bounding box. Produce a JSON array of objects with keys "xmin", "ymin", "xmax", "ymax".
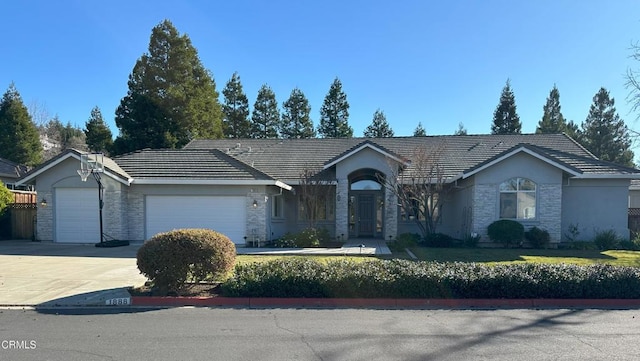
[{"xmin": 1, "ymin": 307, "xmax": 639, "ymax": 361}]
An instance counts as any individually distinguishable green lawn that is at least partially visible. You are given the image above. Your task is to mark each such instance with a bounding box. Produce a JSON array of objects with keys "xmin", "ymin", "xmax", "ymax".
[
  {"xmin": 408, "ymin": 247, "xmax": 640, "ymax": 267},
  {"xmin": 236, "ymin": 254, "xmax": 373, "ymax": 265}
]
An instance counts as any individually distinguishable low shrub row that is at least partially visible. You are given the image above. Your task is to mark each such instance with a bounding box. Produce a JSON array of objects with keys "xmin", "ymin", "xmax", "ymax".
[
  {"xmin": 272, "ymin": 228, "xmax": 332, "ymax": 248},
  {"xmin": 220, "ymin": 258, "xmax": 640, "ymax": 299}
]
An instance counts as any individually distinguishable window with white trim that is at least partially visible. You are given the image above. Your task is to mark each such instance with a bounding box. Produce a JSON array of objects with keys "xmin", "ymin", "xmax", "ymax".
[{"xmin": 499, "ymin": 177, "xmax": 536, "ymax": 219}]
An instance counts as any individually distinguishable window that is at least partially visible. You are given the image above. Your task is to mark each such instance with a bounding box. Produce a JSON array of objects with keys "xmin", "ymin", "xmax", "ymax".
[
  {"xmin": 499, "ymin": 178, "xmax": 536, "ymax": 219},
  {"xmin": 298, "ymin": 193, "xmax": 335, "ymax": 221},
  {"xmin": 272, "ymin": 195, "xmax": 283, "ymax": 219}
]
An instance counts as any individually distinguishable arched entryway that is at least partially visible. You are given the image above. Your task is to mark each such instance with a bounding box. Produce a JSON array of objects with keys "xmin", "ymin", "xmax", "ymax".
[{"xmin": 348, "ymin": 169, "xmax": 385, "ymax": 238}]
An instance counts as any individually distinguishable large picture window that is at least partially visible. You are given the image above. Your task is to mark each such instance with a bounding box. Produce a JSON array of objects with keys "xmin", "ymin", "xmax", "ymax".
[{"xmin": 499, "ymin": 177, "xmax": 536, "ymax": 219}]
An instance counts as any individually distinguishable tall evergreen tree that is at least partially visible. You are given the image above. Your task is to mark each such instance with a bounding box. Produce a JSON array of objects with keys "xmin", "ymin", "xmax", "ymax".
[
  {"xmin": 363, "ymin": 109, "xmax": 394, "ymax": 137},
  {"xmin": 453, "ymin": 122, "xmax": 468, "ymax": 135},
  {"xmin": 491, "ymin": 79, "xmax": 522, "ymax": 135},
  {"xmin": 113, "ymin": 19, "xmax": 222, "ymax": 154},
  {"xmin": 413, "ymin": 122, "xmax": 427, "ymax": 136},
  {"xmin": 318, "ymin": 77, "xmax": 352, "ymax": 138},
  {"xmin": 280, "ymin": 88, "xmax": 315, "ymax": 139},
  {"xmin": 0, "ymin": 83, "xmax": 42, "ymax": 166},
  {"xmin": 565, "ymin": 120, "xmax": 582, "ymax": 143},
  {"xmin": 250, "ymin": 84, "xmax": 279, "ymax": 139},
  {"xmin": 222, "ymin": 72, "xmax": 250, "ymax": 138},
  {"xmin": 581, "ymin": 87, "xmax": 634, "ymax": 166},
  {"xmin": 84, "ymin": 106, "xmax": 113, "ymax": 154},
  {"xmin": 536, "ymin": 85, "xmax": 567, "ymax": 134}
]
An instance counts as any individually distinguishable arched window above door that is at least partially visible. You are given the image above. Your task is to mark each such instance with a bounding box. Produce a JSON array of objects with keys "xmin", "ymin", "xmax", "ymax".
[{"xmin": 350, "ymin": 180, "xmax": 382, "ymax": 191}]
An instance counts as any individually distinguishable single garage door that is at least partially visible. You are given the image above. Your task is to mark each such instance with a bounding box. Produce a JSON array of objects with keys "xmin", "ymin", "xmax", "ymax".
[
  {"xmin": 55, "ymin": 188, "xmax": 100, "ymax": 243},
  {"xmin": 145, "ymin": 196, "xmax": 247, "ymax": 244}
]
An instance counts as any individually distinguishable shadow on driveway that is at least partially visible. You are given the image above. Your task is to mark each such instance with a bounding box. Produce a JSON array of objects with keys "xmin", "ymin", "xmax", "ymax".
[{"xmin": 0, "ymin": 240, "xmax": 140, "ymax": 258}]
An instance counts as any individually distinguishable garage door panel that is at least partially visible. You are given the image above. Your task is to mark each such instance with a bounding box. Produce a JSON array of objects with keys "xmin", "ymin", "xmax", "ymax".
[
  {"xmin": 55, "ymin": 188, "xmax": 100, "ymax": 243},
  {"xmin": 145, "ymin": 196, "xmax": 246, "ymax": 244}
]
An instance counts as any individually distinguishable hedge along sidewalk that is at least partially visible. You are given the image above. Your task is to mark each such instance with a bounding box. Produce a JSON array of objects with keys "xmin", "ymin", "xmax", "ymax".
[{"xmin": 130, "ymin": 296, "xmax": 640, "ymax": 309}]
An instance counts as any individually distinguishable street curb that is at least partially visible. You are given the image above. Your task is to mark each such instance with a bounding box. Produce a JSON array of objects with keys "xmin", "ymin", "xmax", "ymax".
[{"xmin": 130, "ymin": 296, "xmax": 640, "ymax": 309}]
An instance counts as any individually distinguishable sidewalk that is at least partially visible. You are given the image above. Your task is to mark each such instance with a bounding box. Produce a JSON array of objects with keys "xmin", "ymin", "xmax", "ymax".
[{"xmin": 237, "ymin": 239, "xmax": 391, "ymax": 256}]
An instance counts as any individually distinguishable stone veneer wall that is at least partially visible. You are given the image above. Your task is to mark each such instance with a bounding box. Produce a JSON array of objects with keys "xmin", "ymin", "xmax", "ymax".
[
  {"xmin": 103, "ymin": 190, "xmax": 125, "ymax": 240},
  {"xmin": 335, "ymin": 178, "xmax": 349, "ymax": 240},
  {"xmin": 536, "ymin": 184, "xmax": 562, "ymax": 242},
  {"xmin": 36, "ymin": 190, "xmax": 53, "ymax": 241},
  {"xmin": 246, "ymin": 193, "xmax": 267, "ymax": 244},
  {"xmin": 472, "ymin": 183, "xmax": 562, "ymax": 243},
  {"xmin": 384, "ymin": 186, "xmax": 398, "ymax": 240},
  {"xmin": 472, "ymin": 184, "xmax": 495, "ymax": 240},
  {"xmin": 127, "ymin": 192, "xmax": 145, "ymax": 241}
]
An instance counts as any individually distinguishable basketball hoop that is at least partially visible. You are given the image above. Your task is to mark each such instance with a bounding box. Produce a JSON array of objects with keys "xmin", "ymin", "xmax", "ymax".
[{"xmin": 77, "ymin": 169, "xmax": 92, "ymax": 182}]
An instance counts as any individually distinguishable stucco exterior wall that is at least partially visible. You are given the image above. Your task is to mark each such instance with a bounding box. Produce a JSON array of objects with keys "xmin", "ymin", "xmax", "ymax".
[{"xmin": 562, "ymin": 178, "xmax": 631, "ymax": 241}]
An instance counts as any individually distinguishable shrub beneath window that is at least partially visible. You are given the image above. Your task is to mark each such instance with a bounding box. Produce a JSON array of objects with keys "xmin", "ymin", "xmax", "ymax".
[
  {"xmin": 593, "ymin": 229, "xmax": 620, "ymax": 251},
  {"xmin": 221, "ymin": 258, "xmax": 640, "ymax": 299},
  {"xmin": 423, "ymin": 233, "xmax": 455, "ymax": 248},
  {"xmin": 487, "ymin": 220, "xmax": 524, "ymax": 247},
  {"xmin": 525, "ymin": 227, "xmax": 550, "ymax": 249},
  {"xmin": 273, "ymin": 228, "xmax": 331, "ymax": 248},
  {"xmin": 137, "ymin": 228, "xmax": 236, "ymax": 295}
]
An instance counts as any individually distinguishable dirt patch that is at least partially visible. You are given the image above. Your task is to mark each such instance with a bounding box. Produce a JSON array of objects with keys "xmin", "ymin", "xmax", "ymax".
[{"xmin": 130, "ymin": 283, "xmax": 222, "ymax": 297}]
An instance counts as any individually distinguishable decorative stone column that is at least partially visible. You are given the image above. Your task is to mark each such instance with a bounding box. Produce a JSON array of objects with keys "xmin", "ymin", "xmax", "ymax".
[
  {"xmin": 246, "ymin": 193, "xmax": 267, "ymax": 245},
  {"xmin": 384, "ymin": 186, "xmax": 397, "ymax": 241},
  {"xmin": 335, "ymin": 178, "xmax": 349, "ymax": 240},
  {"xmin": 37, "ymin": 190, "xmax": 53, "ymax": 241}
]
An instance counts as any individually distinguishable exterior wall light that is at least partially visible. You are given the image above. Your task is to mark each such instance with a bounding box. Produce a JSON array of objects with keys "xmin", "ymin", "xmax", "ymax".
[
  {"xmin": 40, "ymin": 198, "xmax": 47, "ymax": 207},
  {"xmin": 252, "ymin": 200, "xmax": 258, "ymax": 208}
]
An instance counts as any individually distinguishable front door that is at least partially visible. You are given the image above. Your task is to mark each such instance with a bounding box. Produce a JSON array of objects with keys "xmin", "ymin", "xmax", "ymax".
[{"xmin": 357, "ymin": 194, "xmax": 375, "ymax": 237}]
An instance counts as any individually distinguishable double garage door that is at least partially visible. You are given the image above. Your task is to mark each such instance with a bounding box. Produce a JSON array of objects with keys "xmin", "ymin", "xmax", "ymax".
[
  {"xmin": 54, "ymin": 189, "xmax": 247, "ymax": 244},
  {"xmin": 145, "ymin": 196, "xmax": 247, "ymax": 244}
]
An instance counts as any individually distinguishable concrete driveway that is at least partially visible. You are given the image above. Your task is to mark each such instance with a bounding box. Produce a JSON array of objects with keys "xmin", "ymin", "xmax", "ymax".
[{"xmin": 0, "ymin": 241, "xmax": 147, "ymax": 306}]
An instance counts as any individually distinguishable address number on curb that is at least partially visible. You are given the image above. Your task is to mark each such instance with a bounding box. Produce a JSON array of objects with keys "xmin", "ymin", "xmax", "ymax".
[{"xmin": 105, "ymin": 297, "xmax": 131, "ymax": 306}]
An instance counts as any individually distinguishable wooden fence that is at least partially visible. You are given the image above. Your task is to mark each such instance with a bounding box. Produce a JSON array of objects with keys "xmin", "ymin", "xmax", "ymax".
[{"xmin": 5, "ymin": 190, "xmax": 37, "ymax": 240}]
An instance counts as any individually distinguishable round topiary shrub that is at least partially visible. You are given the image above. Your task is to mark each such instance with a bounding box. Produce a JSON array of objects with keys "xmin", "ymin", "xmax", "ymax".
[
  {"xmin": 137, "ymin": 228, "xmax": 236, "ymax": 294},
  {"xmin": 487, "ymin": 220, "xmax": 524, "ymax": 248},
  {"xmin": 525, "ymin": 226, "xmax": 550, "ymax": 249}
]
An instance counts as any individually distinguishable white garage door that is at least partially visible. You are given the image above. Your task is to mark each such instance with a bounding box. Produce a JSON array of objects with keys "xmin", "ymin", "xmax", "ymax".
[
  {"xmin": 55, "ymin": 188, "xmax": 100, "ymax": 243},
  {"xmin": 145, "ymin": 196, "xmax": 247, "ymax": 244}
]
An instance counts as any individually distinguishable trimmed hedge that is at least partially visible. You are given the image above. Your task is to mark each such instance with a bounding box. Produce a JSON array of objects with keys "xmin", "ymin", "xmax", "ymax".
[
  {"xmin": 137, "ymin": 228, "xmax": 236, "ymax": 294},
  {"xmin": 220, "ymin": 258, "xmax": 640, "ymax": 299}
]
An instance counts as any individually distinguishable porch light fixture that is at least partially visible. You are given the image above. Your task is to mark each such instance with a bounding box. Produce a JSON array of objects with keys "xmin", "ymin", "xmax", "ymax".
[
  {"xmin": 252, "ymin": 200, "xmax": 258, "ymax": 208},
  {"xmin": 40, "ymin": 198, "xmax": 47, "ymax": 207}
]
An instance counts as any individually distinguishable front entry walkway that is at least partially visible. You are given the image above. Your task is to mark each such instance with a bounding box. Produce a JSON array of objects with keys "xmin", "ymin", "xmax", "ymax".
[{"xmin": 237, "ymin": 238, "xmax": 391, "ymax": 256}]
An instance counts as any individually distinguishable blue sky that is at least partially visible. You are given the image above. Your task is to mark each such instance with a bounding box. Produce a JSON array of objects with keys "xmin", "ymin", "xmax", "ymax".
[{"xmin": 2, "ymin": 0, "xmax": 640, "ymax": 141}]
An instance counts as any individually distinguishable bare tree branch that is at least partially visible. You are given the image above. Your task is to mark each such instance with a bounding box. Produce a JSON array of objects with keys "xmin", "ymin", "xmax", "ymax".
[
  {"xmin": 378, "ymin": 143, "xmax": 451, "ymax": 238},
  {"xmin": 298, "ymin": 168, "xmax": 334, "ymax": 229}
]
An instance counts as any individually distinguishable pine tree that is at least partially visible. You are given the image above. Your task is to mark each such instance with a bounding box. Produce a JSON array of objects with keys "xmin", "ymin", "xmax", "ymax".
[
  {"xmin": 113, "ymin": 20, "xmax": 222, "ymax": 154},
  {"xmin": 413, "ymin": 122, "xmax": 427, "ymax": 137},
  {"xmin": 318, "ymin": 77, "xmax": 352, "ymax": 138},
  {"xmin": 222, "ymin": 72, "xmax": 250, "ymax": 138},
  {"xmin": 363, "ymin": 109, "xmax": 394, "ymax": 137},
  {"xmin": 536, "ymin": 85, "xmax": 566, "ymax": 134},
  {"xmin": 85, "ymin": 106, "xmax": 113, "ymax": 154},
  {"xmin": 0, "ymin": 83, "xmax": 42, "ymax": 166},
  {"xmin": 581, "ymin": 87, "xmax": 634, "ymax": 166},
  {"xmin": 491, "ymin": 79, "xmax": 522, "ymax": 135},
  {"xmin": 281, "ymin": 88, "xmax": 315, "ymax": 139},
  {"xmin": 453, "ymin": 122, "xmax": 467, "ymax": 135},
  {"xmin": 250, "ymin": 84, "xmax": 280, "ymax": 139}
]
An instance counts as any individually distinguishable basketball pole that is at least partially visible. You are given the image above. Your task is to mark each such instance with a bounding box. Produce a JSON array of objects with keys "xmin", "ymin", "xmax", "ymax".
[{"xmin": 93, "ymin": 171, "xmax": 104, "ymax": 244}]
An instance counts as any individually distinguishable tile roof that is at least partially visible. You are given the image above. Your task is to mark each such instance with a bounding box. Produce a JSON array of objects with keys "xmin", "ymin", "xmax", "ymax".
[
  {"xmin": 113, "ymin": 148, "xmax": 274, "ymax": 181},
  {"xmin": 0, "ymin": 157, "xmax": 27, "ymax": 180},
  {"xmin": 185, "ymin": 134, "xmax": 637, "ymax": 181}
]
